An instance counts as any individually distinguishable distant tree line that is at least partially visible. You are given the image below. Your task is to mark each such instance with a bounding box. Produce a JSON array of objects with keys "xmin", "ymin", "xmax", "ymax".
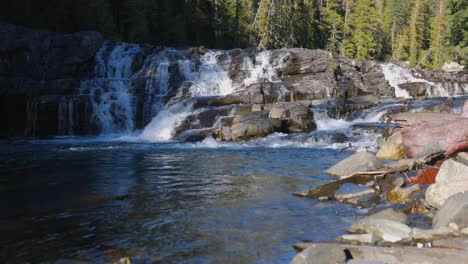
[{"xmin": 1, "ymin": 0, "xmax": 466, "ymax": 68}]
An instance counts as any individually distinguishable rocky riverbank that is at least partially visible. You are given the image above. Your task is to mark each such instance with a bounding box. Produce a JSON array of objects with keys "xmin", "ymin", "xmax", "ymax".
[{"xmin": 291, "ymin": 100, "xmax": 468, "ymax": 263}]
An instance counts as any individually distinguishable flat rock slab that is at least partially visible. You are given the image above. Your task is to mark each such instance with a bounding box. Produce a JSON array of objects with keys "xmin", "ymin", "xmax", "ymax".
[
  {"xmin": 335, "ymin": 183, "xmax": 376, "ymax": 201},
  {"xmin": 291, "ymin": 243, "xmax": 468, "ymax": 264},
  {"xmin": 348, "ymin": 209, "xmax": 408, "ymax": 233},
  {"xmin": 434, "ymin": 191, "xmax": 468, "ymax": 229},
  {"xmin": 325, "ymin": 151, "xmax": 383, "ymax": 179},
  {"xmin": 393, "ymin": 112, "xmax": 462, "ymax": 126},
  {"xmin": 361, "ymin": 219, "xmax": 411, "ymax": 243},
  {"xmin": 433, "ymin": 237, "xmax": 468, "ymax": 250},
  {"xmin": 337, "ymin": 234, "xmax": 379, "ymax": 244}
]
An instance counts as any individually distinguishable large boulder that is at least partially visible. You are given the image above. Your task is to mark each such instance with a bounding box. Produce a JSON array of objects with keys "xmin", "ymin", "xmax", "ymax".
[
  {"xmin": 401, "ymin": 118, "xmax": 468, "ymax": 158},
  {"xmin": 433, "ymin": 192, "xmax": 468, "ymax": 229},
  {"xmin": 325, "ymin": 151, "xmax": 383, "ymax": 179},
  {"xmin": 217, "ymin": 111, "xmax": 279, "ymax": 141},
  {"xmin": 463, "ymin": 101, "xmax": 468, "ymax": 118},
  {"xmin": 425, "ymin": 159, "xmax": 468, "ymax": 208},
  {"xmin": 435, "ymin": 159, "xmax": 468, "ymax": 183}
]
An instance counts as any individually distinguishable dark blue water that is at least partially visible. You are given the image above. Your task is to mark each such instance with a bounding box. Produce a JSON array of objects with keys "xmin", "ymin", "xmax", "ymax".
[{"xmin": 0, "ymin": 139, "xmax": 363, "ymax": 263}]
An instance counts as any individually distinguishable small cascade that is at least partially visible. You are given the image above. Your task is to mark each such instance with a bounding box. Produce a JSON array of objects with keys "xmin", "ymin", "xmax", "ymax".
[
  {"xmin": 311, "ymin": 103, "xmax": 403, "ymax": 131},
  {"xmin": 381, "ymin": 63, "xmax": 426, "ymax": 98},
  {"xmin": 179, "ymin": 51, "xmax": 234, "ymax": 96},
  {"xmin": 80, "ymin": 42, "xmax": 143, "ymax": 134},
  {"xmin": 140, "ymin": 101, "xmax": 195, "ymax": 141},
  {"xmin": 381, "ymin": 63, "xmax": 467, "ymax": 98},
  {"xmin": 242, "ymin": 51, "xmax": 285, "ymax": 86}
]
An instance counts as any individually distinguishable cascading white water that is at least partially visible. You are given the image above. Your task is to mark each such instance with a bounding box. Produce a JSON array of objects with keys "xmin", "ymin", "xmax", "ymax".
[
  {"xmin": 381, "ymin": 63, "xmax": 467, "ymax": 98},
  {"xmin": 140, "ymin": 101, "xmax": 195, "ymax": 141},
  {"xmin": 242, "ymin": 51, "xmax": 285, "ymax": 86},
  {"xmin": 81, "ymin": 42, "xmax": 143, "ymax": 133},
  {"xmin": 381, "ymin": 63, "xmax": 424, "ymax": 98},
  {"xmin": 311, "ymin": 103, "xmax": 403, "ymax": 131}
]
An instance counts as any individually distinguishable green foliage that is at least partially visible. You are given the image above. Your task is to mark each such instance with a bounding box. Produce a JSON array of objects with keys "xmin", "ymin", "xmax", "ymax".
[{"xmin": 0, "ymin": 0, "xmax": 466, "ymax": 68}]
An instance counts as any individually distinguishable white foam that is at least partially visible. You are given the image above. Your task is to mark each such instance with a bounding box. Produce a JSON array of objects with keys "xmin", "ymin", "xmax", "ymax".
[{"xmin": 140, "ymin": 102, "xmax": 195, "ymax": 142}]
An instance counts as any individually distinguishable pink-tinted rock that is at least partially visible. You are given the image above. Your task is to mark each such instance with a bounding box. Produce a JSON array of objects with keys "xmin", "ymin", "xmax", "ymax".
[
  {"xmin": 462, "ymin": 100, "xmax": 468, "ymax": 118},
  {"xmin": 401, "ymin": 118, "xmax": 468, "ymax": 158}
]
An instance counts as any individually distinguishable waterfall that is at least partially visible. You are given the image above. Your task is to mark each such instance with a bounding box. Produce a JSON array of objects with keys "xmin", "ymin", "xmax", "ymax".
[
  {"xmin": 80, "ymin": 42, "xmax": 143, "ymax": 134},
  {"xmin": 381, "ymin": 63, "xmax": 467, "ymax": 98},
  {"xmin": 311, "ymin": 103, "xmax": 403, "ymax": 131}
]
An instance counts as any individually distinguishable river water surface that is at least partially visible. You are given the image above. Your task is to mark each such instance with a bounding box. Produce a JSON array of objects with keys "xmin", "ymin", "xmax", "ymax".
[{"xmin": 0, "ymin": 139, "xmax": 365, "ymax": 263}]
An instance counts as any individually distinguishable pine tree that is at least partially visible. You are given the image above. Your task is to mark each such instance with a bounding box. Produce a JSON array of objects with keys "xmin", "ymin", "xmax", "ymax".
[
  {"xmin": 343, "ymin": 0, "xmax": 382, "ymax": 60},
  {"xmin": 321, "ymin": 0, "xmax": 345, "ymax": 54},
  {"xmin": 429, "ymin": 0, "xmax": 448, "ymax": 68}
]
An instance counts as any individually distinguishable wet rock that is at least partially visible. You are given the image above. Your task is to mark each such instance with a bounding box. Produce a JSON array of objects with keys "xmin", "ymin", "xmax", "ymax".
[
  {"xmin": 433, "ymin": 191, "xmax": 468, "ymax": 229},
  {"xmin": 334, "ymin": 183, "xmax": 376, "ymax": 201},
  {"xmin": 325, "ymin": 151, "xmax": 383, "ymax": 179},
  {"xmin": 348, "ymin": 209, "xmax": 408, "ymax": 234},
  {"xmin": 360, "ymin": 219, "xmax": 412, "ymax": 243},
  {"xmin": 294, "ymin": 175, "xmax": 373, "ymax": 198},
  {"xmin": 386, "ymin": 184, "xmax": 421, "ymax": 204},
  {"xmin": 401, "ymin": 118, "xmax": 468, "ymax": 158},
  {"xmin": 337, "ymin": 234, "xmax": 379, "ymax": 244},
  {"xmin": 291, "ymin": 243, "xmax": 468, "ymax": 264},
  {"xmin": 376, "ymin": 131, "xmax": 404, "ymax": 160},
  {"xmin": 407, "ymin": 167, "xmax": 439, "ymax": 184},
  {"xmin": 398, "ymin": 82, "xmax": 431, "ymax": 97},
  {"xmin": 217, "ymin": 111, "xmax": 278, "ymax": 141}
]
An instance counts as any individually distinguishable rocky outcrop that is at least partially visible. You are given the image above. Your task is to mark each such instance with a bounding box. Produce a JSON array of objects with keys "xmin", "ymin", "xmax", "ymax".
[
  {"xmin": 0, "ymin": 23, "xmax": 104, "ymax": 137},
  {"xmin": 1, "ymin": 23, "xmax": 465, "ymax": 140}
]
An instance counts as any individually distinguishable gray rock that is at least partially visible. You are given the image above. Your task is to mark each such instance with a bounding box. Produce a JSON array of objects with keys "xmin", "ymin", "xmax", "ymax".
[
  {"xmin": 398, "ymin": 82, "xmax": 431, "ymax": 97},
  {"xmin": 426, "ymin": 181, "xmax": 468, "ymax": 209},
  {"xmin": 325, "ymin": 151, "xmax": 383, "ymax": 179},
  {"xmin": 360, "ymin": 219, "xmax": 412, "ymax": 243},
  {"xmin": 435, "ymin": 159, "xmax": 468, "ymax": 183},
  {"xmin": 334, "ymin": 183, "xmax": 376, "ymax": 201},
  {"xmin": 337, "ymin": 234, "xmax": 379, "ymax": 244},
  {"xmin": 433, "ymin": 191, "xmax": 468, "ymax": 229},
  {"xmin": 433, "ymin": 237, "xmax": 468, "ymax": 249},
  {"xmin": 456, "ymin": 152, "xmax": 468, "ymax": 165},
  {"xmin": 411, "ymin": 226, "xmax": 456, "ymax": 241},
  {"xmin": 291, "ymin": 243, "xmax": 468, "ymax": 264},
  {"xmin": 348, "ymin": 208, "xmax": 408, "ymax": 233}
]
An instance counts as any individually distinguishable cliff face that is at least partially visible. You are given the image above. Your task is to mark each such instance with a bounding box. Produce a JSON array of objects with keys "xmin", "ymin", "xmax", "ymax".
[
  {"xmin": 0, "ymin": 23, "xmax": 103, "ymax": 137},
  {"xmin": 0, "ymin": 23, "xmax": 465, "ymax": 140}
]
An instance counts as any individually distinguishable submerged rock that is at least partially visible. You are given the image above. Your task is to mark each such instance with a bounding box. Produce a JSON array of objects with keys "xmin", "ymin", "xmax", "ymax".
[
  {"xmin": 334, "ymin": 183, "xmax": 376, "ymax": 201},
  {"xmin": 376, "ymin": 131, "xmax": 404, "ymax": 160},
  {"xmin": 386, "ymin": 184, "xmax": 421, "ymax": 204},
  {"xmin": 325, "ymin": 151, "xmax": 383, "ymax": 179}
]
